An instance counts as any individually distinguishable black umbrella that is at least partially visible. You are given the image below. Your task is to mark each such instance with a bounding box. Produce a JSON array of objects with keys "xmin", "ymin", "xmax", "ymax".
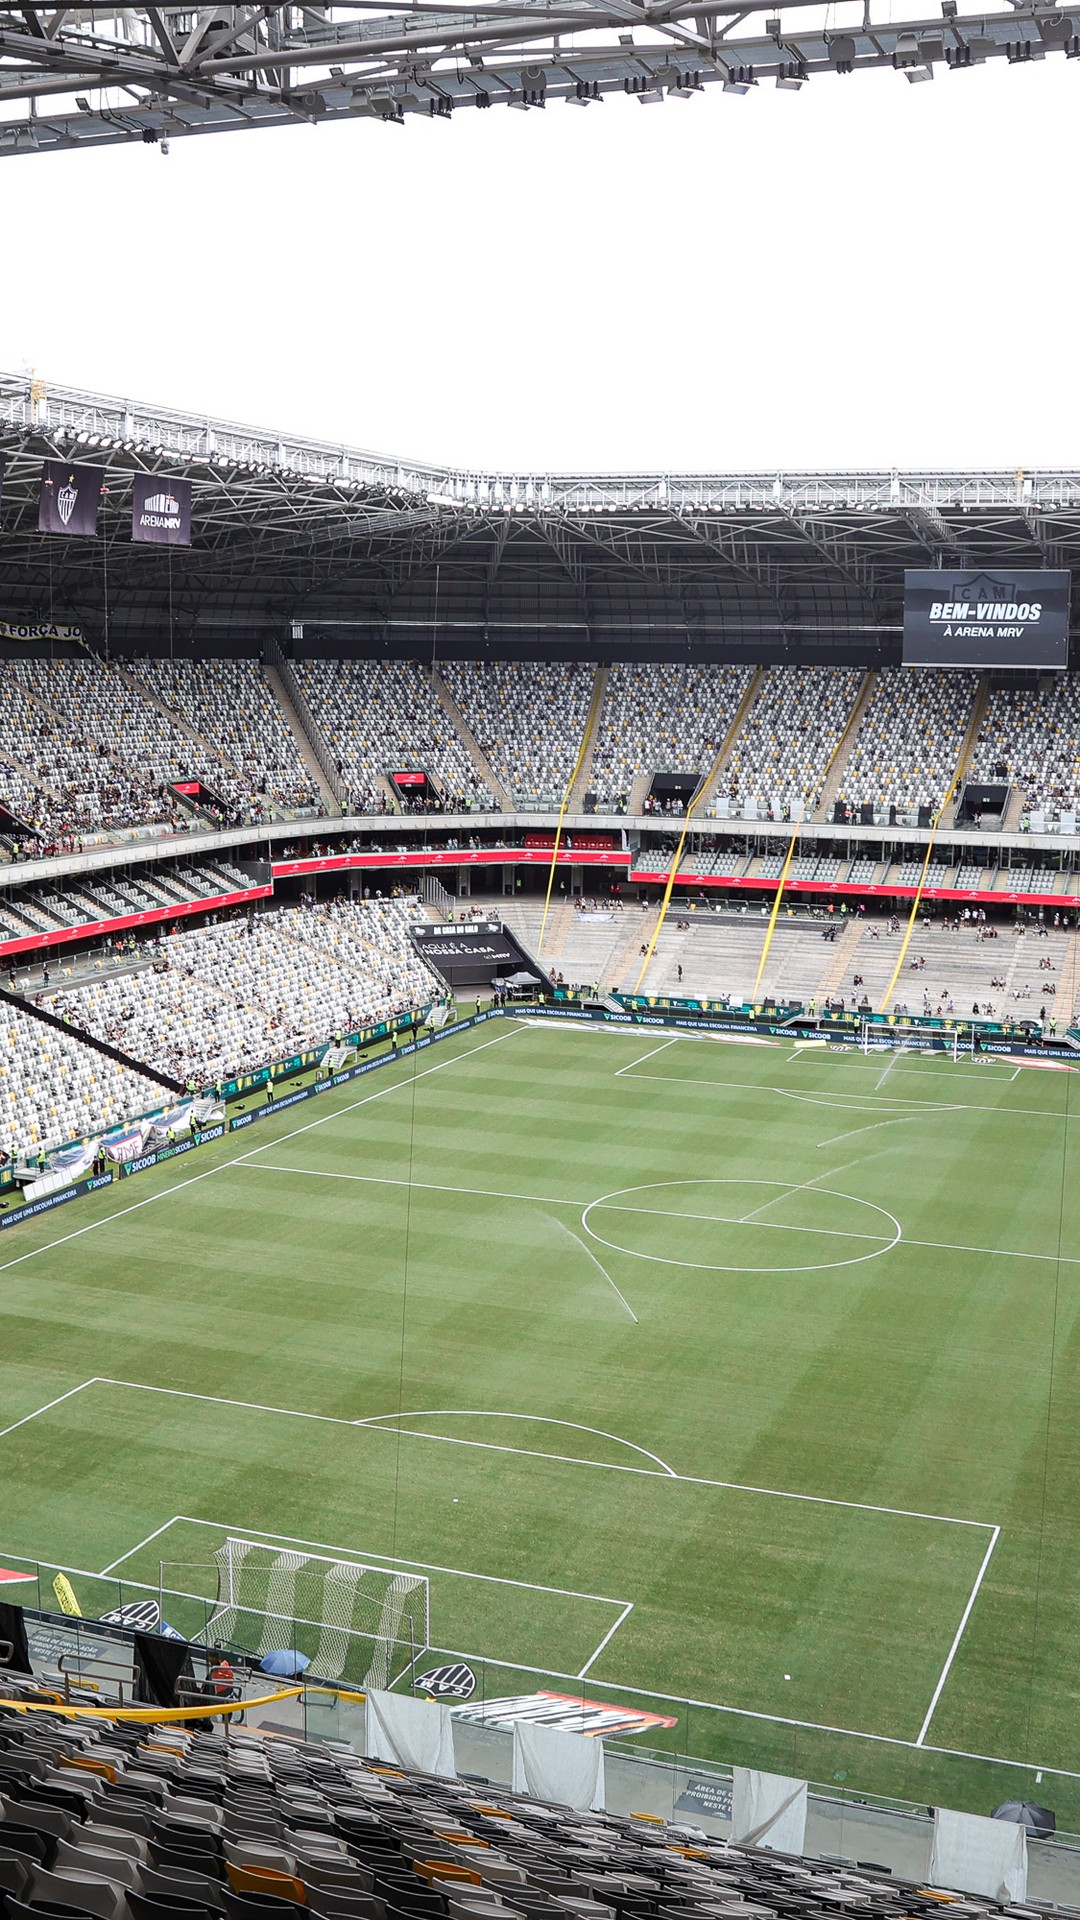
[{"xmin": 992, "ymin": 1800, "xmax": 1056, "ymax": 1839}]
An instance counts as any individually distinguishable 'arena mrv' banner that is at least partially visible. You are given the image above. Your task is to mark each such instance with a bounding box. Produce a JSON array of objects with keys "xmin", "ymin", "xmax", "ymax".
[{"xmin": 903, "ymin": 568, "xmax": 1071, "ymax": 669}]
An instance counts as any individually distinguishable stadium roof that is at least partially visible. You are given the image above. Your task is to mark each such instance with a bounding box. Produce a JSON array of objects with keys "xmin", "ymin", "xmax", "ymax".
[
  {"xmin": 0, "ymin": 1, "xmax": 1077, "ymax": 155},
  {"xmin": 1, "ymin": 370, "xmax": 1079, "ymax": 647}
]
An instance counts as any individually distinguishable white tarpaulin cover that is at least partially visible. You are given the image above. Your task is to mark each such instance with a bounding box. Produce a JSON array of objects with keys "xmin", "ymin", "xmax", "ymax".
[
  {"xmin": 731, "ymin": 1768, "xmax": 808, "ymax": 1853},
  {"xmin": 930, "ymin": 1808, "xmax": 1028, "ymax": 1901},
  {"xmin": 511, "ymin": 1721, "xmax": 606, "ymax": 1810},
  {"xmin": 364, "ymin": 1687, "xmax": 456, "ymax": 1778}
]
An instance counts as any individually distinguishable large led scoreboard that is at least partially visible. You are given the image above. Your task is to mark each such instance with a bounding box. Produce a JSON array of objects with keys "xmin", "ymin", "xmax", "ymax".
[{"xmin": 903, "ymin": 568, "xmax": 1071, "ymax": 669}]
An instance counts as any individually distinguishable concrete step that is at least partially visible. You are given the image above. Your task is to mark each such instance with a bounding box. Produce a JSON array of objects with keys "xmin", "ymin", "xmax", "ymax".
[
  {"xmin": 430, "ymin": 667, "xmax": 511, "ymax": 809},
  {"xmin": 264, "ymin": 664, "xmax": 342, "ymax": 817}
]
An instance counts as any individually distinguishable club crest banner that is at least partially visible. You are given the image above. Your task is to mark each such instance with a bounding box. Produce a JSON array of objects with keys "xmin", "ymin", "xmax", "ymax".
[
  {"xmin": 38, "ymin": 461, "xmax": 103, "ymax": 537},
  {"xmin": 132, "ymin": 471, "xmax": 192, "ymax": 546}
]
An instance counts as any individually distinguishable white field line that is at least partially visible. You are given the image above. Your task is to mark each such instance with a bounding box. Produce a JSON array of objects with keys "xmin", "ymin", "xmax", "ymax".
[
  {"xmin": 577, "ymin": 1599, "xmax": 635, "ymax": 1680},
  {"xmin": 243, "ymin": 1165, "xmax": 580, "ymax": 1209},
  {"xmin": 0, "ymin": 1378, "xmax": 99, "ymax": 1443},
  {"xmin": 352, "ymin": 1407, "xmax": 675, "ymax": 1475},
  {"xmin": 0, "ymin": 1529, "xmax": 1054, "ymax": 1781},
  {"xmin": 618, "ymin": 1069, "xmax": 1068, "ymax": 1121},
  {"xmin": 0, "ymin": 1375, "xmax": 991, "ymax": 1528},
  {"xmin": 230, "ymin": 1164, "xmax": 1080, "ymax": 1268},
  {"xmin": 3, "ymin": 1387, "xmax": 1014, "ymax": 1771},
  {"xmin": 108, "ymin": 1513, "xmax": 632, "ymax": 1612},
  {"xmin": 615, "ymin": 1038, "xmax": 679, "ymax": 1077},
  {"xmin": 99, "ymin": 1513, "xmax": 184, "ymax": 1576},
  {"xmin": 815, "ymin": 1117, "xmax": 924, "ymax": 1148},
  {"xmin": 0, "ymin": 1025, "xmax": 525, "ymax": 1280},
  {"xmin": 916, "ymin": 1524, "xmax": 1002, "ymax": 1747}
]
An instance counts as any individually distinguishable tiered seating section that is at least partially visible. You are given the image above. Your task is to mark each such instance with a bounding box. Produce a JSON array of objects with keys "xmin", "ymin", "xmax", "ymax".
[
  {"xmin": 723, "ymin": 667, "xmax": 862, "ymax": 817},
  {"xmin": 0, "ymin": 1707, "xmax": 1065, "ymax": 1920},
  {"xmin": 5, "ymin": 655, "xmax": 1080, "ymax": 839},
  {"xmin": 292, "ymin": 662, "xmax": 483, "ymax": 812},
  {"xmin": 972, "ymin": 677, "xmax": 1080, "ymax": 825},
  {"xmin": 838, "ymin": 670, "xmax": 977, "ymax": 819},
  {"xmin": 0, "ymin": 1003, "xmax": 165, "ymax": 1158},
  {"xmin": 440, "ymin": 662, "xmax": 595, "ymax": 807},
  {"xmin": 39, "ymin": 903, "xmax": 440, "ymax": 1108},
  {"xmin": 127, "ymin": 662, "xmax": 317, "ymax": 814},
  {"xmin": 589, "ymin": 663, "xmax": 753, "ymax": 811}
]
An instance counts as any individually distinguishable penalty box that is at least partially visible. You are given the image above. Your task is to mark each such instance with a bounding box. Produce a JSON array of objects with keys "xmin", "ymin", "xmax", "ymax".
[{"xmin": 3, "ymin": 1378, "xmax": 997, "ymax": 1735}]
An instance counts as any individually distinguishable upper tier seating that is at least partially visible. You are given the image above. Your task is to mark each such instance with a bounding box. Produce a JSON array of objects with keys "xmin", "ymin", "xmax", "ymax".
[
  {"xmin": 971, "ymin": 675, "xmax": 1080, "ymax": 821},
  {"xmin": 441, "ymin": 661, "xmax": 594, "ymax": 805},
  {"xmin": 128, "ymin": 661, "xmax": 317, "ymax": 814},
  {"xmin": 589, "ymin": 663, "xmax": 753, "ymax": 810},
  {"xmin": 838, "ymin": 670, "xmax": 978, "ymax": 817},
  {"xmin": 293, "ymin": 661, "xmax": 483, "ymax": 812},
  {"xmin": 724, "ymin": 667, "xmax": 863, "ymax": 815}
]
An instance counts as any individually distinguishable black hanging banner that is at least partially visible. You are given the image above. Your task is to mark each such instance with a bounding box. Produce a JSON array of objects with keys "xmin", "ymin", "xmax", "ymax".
[
  {"xmin": 0, "ymin": 451, "xmax": 6, "ymax": 514},
  {"xmin": 38, "ymin": 460, "xmax": 103, "ymax": 537},
  {"xmin": 0, "ymin": 1600, "xmax": 31, "ymax": 1673},
  {"xmin": 132, "ymin": 472, "xmax": 192, "ymax": 547}
]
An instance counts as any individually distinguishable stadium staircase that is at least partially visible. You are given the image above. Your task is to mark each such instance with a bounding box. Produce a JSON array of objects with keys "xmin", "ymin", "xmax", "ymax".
[
  {"xmin": 428, "ymin": 667, "xmax": 512, "ymax": 810},
  {"xmin": 533, "ymin": 900, "xmax": 574, "ymax": 969},
  {"xmin": 111, "ymin": 664, "xmax": 243, "ymax": 803},
  {"xmin": 1053, "ymin": 919, "xmax": 1080, "ymax": 1025},
  {"xmin": 690, "ymin": 665, "xmax": 765, "ymax": 815},
  {"xmin": 566, "ymin": 665, "xmax": 610, "ymax": 810},
  {"xmin": 813, "ymin": 670, "xmax": 878, "ymax": 822},
  {"xmin": 940, "ymin": 672, "xmax": 992, "ymax": 827},
  {"xmin": 0, "ymin": 984, "xmax": 186, "ymax": 1094},
  {"xmin": 262, "ymin": 661, "xmax": 344, "ymax": 817},
  {"xmin": 0, "ymin": 743, "xmax": 66, "ymax": 813},
  {"xmin": 599, "ymin": 904, "xmax": 662, "ymax": 994},
  {"xmin": 817, "ymin": 917, "xmax": 865, "ymax": 1001}
]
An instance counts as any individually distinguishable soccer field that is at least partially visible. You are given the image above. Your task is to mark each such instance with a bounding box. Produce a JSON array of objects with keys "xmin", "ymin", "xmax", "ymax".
[{"xmin": 2, "ymin": 1016, "xmax": 1080, "ymax": 1821}]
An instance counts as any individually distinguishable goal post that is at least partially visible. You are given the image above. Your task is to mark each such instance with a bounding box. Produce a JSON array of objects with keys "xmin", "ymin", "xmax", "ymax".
[
  {"xmin": 160, "ymin": 1538, "xmax": 430, "ymax": 1688},
  {"xmin": 861, "ymin": 1019, "xmax": 961, "ymax": 1058}
]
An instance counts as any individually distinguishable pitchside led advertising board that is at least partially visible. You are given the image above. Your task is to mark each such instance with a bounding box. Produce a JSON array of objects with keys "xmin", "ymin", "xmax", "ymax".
[{"xmin": 903, "ymin": 568, "xmax": 1071, "ymax": 669}]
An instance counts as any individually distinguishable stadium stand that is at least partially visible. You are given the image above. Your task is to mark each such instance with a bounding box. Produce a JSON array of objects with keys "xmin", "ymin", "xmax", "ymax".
[
  {"xmin": 293, "ymin": 661, "xmax": 485, "ymax": 811},
  {"xmin": 0, "ymin": 1702, "xmax": 1064, "ymax": 1915},
  {"xmin": 838, "ymin": 670, "xmax": 978, "ymax": 819},
  {"xmin": 588, "ymin": 662, "xmax": 754, "ymax": 811},
  {"xmin": 723, "ymin": 667, "xmax": 863, "ymax": 816},
  {"xmin": 128, "ymin": 661, "xmax": 319, "ymax": 815},
  {"xmin": 39, "ymin": 902, "xmax": 442, "ymax": 1097},
  {"xmin": 441, "ymin": 661, "xmax": 595, "ymax": 806},
  {"xmin": 971, "ymin": 675, "xmax": 1080, "ymax": 825},
  {"xmin": 0, "ymin": 999, "xmax": 166, "ymax": 1157}
]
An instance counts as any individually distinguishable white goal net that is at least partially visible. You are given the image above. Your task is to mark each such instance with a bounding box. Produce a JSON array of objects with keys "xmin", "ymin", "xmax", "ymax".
[{"xmin": 195, "ymin": 1538, "xmax": 430, "ymax": 1687}]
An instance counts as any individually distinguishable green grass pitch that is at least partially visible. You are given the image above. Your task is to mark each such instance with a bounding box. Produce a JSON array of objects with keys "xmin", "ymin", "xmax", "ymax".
[{"xmin": 2, "ymin": 1017, "xmax": 1080, "ymax": 1821}]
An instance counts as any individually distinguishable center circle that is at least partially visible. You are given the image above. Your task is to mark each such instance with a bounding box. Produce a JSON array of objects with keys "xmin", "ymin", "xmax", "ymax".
[{"xmin": 581, "ymin": 1178, "xmax": 901, "ymax": 1274}]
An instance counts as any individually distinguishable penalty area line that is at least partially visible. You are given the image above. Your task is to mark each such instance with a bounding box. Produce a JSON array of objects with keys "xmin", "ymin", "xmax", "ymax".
[
  {"xmin": 615, "ymin": 1037, "xmax": 679, "ymax": 1077},
  {"xmin": 915, "ymin": 1523, "xmax": 1001, "ymax": 1747}
]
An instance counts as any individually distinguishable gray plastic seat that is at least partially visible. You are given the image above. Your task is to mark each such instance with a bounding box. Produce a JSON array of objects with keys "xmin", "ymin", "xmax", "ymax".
[{"xmin": 29, "ymin": 1861, "xmax": 125, "ymax": 1918}]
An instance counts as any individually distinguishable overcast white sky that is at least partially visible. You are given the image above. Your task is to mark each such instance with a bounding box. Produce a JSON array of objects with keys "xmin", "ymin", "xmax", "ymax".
[{"xmin": 0, "ymin": 55, "xmax": 1075, "ymax": 474}]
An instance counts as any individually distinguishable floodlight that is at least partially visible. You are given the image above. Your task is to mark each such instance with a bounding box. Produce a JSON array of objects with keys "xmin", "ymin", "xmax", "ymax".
[
  {"xmin": 76, "ymin": 96, "xmax": 91, "ymax": 111},
  {"xmin": 636, "ymin": 86, "xmax": 664, "ymax": 102}
]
